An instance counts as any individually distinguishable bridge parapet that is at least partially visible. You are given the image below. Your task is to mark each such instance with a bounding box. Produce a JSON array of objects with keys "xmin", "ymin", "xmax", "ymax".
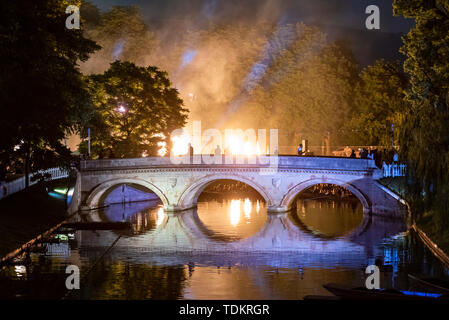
[{"xmin": 80, "ymin": 156, "xmax": 379, "ymax": 172}]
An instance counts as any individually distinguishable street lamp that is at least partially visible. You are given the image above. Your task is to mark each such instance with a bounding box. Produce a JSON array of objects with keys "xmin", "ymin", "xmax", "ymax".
[{"xmin": 117, "ymin": 105, "xmax": 127, "ymax": 114}]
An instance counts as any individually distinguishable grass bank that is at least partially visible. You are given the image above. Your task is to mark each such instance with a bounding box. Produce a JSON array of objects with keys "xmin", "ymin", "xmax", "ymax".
[
  {"xmin": 0, "ymin": 180, "xmax": 68, "ymax": 257},
  {"xmin": 378, "ymin": 177, "xmax": 449, "ymax": 255},
  {"xmin": 378, "ymin": 177, "xmax": 407, "ymax": 197}
]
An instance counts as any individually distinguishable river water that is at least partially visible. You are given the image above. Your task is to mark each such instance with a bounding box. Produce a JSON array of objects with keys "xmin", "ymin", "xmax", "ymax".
[{"xmin": 1, "ymin": 194, "xmax": 448, "ymax": 299}]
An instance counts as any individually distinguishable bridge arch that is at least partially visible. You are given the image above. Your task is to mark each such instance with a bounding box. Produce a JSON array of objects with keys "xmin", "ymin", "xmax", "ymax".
[
  {"xmin": 177, "ymin": 174, "xmax": 274, "ymax": 209},
  {"xmin": 85, "ymin": 177, "xmax": 169, "ymax": 209},
  {"xmin": 280, "ymin": 178, "xmax": 371, "ymax": 214}
]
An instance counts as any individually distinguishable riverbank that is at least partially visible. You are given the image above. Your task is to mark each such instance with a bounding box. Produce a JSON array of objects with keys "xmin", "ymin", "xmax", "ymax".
[
  {"xmin": 0, "ymin": 181, "xmax": 68, "ymax": 257},
  {"xmin": 378, "ymin": 177, "xmax": 449, "ymax": 257},
  {"xmin": 416, "ymin": 213, "xmax": 449, "ymax": 256}
]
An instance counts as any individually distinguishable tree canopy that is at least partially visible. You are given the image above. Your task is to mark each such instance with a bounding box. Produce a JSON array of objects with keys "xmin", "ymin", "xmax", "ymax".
[
  {"xmin": 83, "ymin": 61, "xmax": 188, "ymax": 158},
  {"xmin": 0, "ymin": 0, "xmax": 99, "ymax": 183},
  {"xmin": 232, "ymin": 25, "xmax": 359, "ymax": 150},
  {"xmin": 394, "ymin": 0, "xmax": 449, "ymax": 225},
  {"xmin": 80, "ymin": 4, "xmax": 158, "ymax": 74},
  {"xmin": 349, "ymin": 60, "xmax": 408, "ymax": 146}
]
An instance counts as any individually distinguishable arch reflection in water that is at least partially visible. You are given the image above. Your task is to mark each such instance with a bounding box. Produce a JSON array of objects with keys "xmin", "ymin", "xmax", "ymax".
[
  {"xmin": 196, "ymin": 198, "xmax": 267, "ymax": 241},
  {"xmin": 294, "ymin": 198, "xmax": 364, "ymax": 238},
  {"xmin": 97, "ymin": 200, "xmax": 165, "ymax": 235}
]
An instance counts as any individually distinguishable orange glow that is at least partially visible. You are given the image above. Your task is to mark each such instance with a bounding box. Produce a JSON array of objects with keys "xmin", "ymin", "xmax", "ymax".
[
  {"xmin": 225, "ymin": 133, "xmax": 262, "ymax": 155},
  {"xmin": 157, "ymin": 141, "xmax": 167, "ymax": 156},
  {"xmin": 156, "ymin": 207, "xmax": 165, "ymax": 226},
  {"xmin": 159, "ymin": 129, "xmax": 265, "ymax": 156},
  {"xmin": 171, "ymin": 133, "xmax": 190, "ymax": 156},
  {"xmin": 153, "ymin": 133, "xmax": 168, "ymax": 157},
  {"xmin": 244, "ymin": 198, "xmax": 252, "ymax": 219},
  {"xmin": 230, "ymin": 200, "xmax": 241, "ymax": 226}
]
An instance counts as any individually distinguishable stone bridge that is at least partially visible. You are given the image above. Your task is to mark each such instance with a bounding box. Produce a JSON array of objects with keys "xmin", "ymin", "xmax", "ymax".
[{"xmin": 69, "ymin": 156, "xmax": 406, "ymax": 218}]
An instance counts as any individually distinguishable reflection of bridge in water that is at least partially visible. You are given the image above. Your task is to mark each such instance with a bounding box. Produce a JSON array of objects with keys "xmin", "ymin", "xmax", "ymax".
[{"xmin": 72, "ymin": 201, "xmax": 406, "ymax": 269}]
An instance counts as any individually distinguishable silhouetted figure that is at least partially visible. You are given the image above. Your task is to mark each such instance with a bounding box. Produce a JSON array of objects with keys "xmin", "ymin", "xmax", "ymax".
[
  {"xmin": 393, "ymin": 152, "xmax": 399, "ymax": 164},
  {"xmin": 188, "ymin": 144, "xmax": 194, "ymax": 164},
  {"xmin": 214, "ymin": 145, "xmax": 221, "ymax": 157},
  {"xmin": 297, "ymin": 144, "xmax": 303, "ymax": 156},
  {"xmin": 371, "ymin": 148, "xmax": 381, "ymax": 167},
  {"xmin": 108, "ymin": 149, "xmax": 115, "ymax": 159},
  {"xmin": 350, "ymin": 149, "xmax": 356, "ymax": 158},
  {"xmin": 360, "ymin": 148, "xmax": 368, "ymax": 159}
]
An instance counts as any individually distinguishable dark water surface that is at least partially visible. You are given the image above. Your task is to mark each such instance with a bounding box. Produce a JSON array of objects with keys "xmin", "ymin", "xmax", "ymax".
[{"xmin": 1, "ymin": 196, "xmax": 448, "ymax": 299}]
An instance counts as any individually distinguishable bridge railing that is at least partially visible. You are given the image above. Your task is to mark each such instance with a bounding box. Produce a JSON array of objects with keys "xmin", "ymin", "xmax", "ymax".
[
  {"xmin": 80, "ymin": 155, "xmax": 380, "ymax": 172},
  {"xmin": 382, "ymin": 163, "xmax": 406, "ymax": 178},
  {"xmin": 0, "ymin": 167, "xmax": 69, "ymax": 201}
]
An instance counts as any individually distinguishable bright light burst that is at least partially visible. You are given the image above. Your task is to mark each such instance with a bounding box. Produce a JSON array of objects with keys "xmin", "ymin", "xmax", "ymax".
[
  {"xmin": 117, "ymin": 105, "xmax": 126, "ymax": 113},
  {"xmin": 171, "ymin": 133, "xmax": 191, "ymax": 156},
  {"xmin": 157, "ymin": 129, "xmax": 266, "ymax": 157},
  {"xmin": 156, "ymin": 207, "xmax": 165, "ymax": 226},
  {"xmin": 244, "ymin": 198, "xmax": 252, "ymax": 219},
  {"xmin": 225, "ymin": 134, "xmax": 262, "ymax": 155},
  {"xmin": 157, "ymin": 141, "xmax": 167, "ymax": 156},
  {"xmin": 230, "ymin": 199, "xmax": 241, "ymax": 226}
]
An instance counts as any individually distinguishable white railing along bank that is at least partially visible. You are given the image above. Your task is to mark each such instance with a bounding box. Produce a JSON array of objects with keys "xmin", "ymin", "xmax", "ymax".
[
  {"xmin": 0, "ymin": 167, "xmax": 69, "ymax": 201},
  {"xmin": 383, "ymin": 163, "xmax": 406, "ymax": 178}
]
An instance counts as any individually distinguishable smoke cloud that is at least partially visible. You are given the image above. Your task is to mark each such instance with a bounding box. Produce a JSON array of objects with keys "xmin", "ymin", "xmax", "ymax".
[{"xmin": 80, "ymin": 0, "xmax": 411, "ymax": 146}]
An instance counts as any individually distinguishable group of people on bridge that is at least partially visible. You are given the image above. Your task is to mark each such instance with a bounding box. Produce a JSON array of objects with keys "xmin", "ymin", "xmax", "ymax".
[{"xmin": 349, "ymin": 147, "xmax": 378, "ymax": 160}]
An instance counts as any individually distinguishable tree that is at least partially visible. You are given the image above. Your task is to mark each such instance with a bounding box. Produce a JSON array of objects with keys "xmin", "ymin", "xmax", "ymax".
[
  {"xmin": 83, "ymin": 61, "xmax": 188, "ymax": 158},
  {"xmin": 394, "ymin": 0, "xmax": 449, "ymax": 225},
  {"xmin": 0, "ymin": 0, "xmax": 100, "ymax": 186},
  {"xmin": 349, "ymin": 60, "xmax": 408, "ymax": 146},
  {"xmin": 80, "ymin": 1, "xmax": 101, "ymax": 29},
  {"xmin": 235, "ymin": 25, "xmax": 359, "ymax": 151},
  {"xmin": 80, "ymin": 5, "xmax": 158, "ymax": 74}
]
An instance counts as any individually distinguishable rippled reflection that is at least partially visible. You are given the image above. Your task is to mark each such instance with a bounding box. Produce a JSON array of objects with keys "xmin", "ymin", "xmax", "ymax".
[
  {"xmin": 3, "ymin": 193, "xmax": 449, "ymax": 300},
  {"xmin": 197, "ymin": 198, "xmax": 267, "ymax": 240},
  {"xmin": 97, "ymin": 201, "xmax": 165, "ymax": 235},
  {"xmin": 244, "ymin": 198, "xmax": 252, "ymax": 219},
  {"xmin": 230, "ymin": 200, "xmax": 241, "ymax": 226},
  {"xmin": 294, "ymin": 198, "xmax": 364, "ymax": 238},
  {"xmin": 156, "ymin": 207, "xmax": 165, "ymax": 227}
]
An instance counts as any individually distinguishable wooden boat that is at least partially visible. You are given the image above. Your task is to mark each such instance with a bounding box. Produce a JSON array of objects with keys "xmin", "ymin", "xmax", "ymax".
[
  {"xmin": 408, "ymin": 274, "xmax": 449, "ymax": 294},
  {"xmin": 323, "ymin": 283, "xmax": 447, "ymax": 301}
]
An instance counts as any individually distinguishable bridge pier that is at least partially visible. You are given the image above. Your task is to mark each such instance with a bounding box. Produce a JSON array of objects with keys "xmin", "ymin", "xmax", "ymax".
[
  {"xmin": 163, "ymin": 204, "xmax": 197, "ymax": 213},
  {"xmin": 267, "ymin": 205, "xmax": 290, "ymax": 214}
]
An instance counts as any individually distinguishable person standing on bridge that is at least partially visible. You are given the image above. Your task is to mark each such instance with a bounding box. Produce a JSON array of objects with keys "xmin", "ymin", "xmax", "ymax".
[
  {"xmin": 297, "ymin": 144, "xmax": 303, "ymax": 156},
  {"xmin": 214, "ymin": 145, "xmax": 222, "ymax": 157},
  {"xmin": 349, "ymin": 149, "xmax": 356, "ymax": 158}
]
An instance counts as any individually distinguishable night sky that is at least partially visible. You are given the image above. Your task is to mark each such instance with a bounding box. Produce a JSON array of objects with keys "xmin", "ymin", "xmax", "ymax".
[
  {"xmin": 89, "ymin": 0, "xmax": 414, "ymax": 65},
  {"xmin": 90, "ymin": 0, "xmax": 412, "ymax": 32}
]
